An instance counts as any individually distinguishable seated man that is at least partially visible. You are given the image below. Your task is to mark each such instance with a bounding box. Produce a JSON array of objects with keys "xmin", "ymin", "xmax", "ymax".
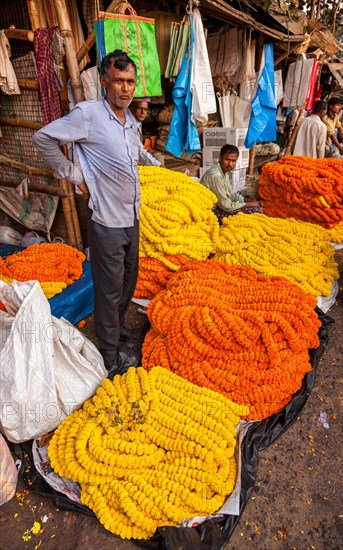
[
  {"xmin": 200, "ymin": 144, "xmax": 261, "ymax": 223},
  {"xmin": 129, "ymin": 97, "xmax": 150, "ymax": 142}
]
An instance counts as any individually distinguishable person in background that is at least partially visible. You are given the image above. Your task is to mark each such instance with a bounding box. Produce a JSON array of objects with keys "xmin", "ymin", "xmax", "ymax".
[
  {"xmin": 200, "ymin": 144, "xmax": 261, "ymax": 224},
  {"xmin": 322, "ymin": 96, "xmax": 343, "ymax": 157},
  {"xmin": 293, "ymin": 100, "xmax": 327, "ymax": 158},
  {"xmin": 129, "ymin": 97, "xmax": 150, "ymax": 142},
  {"xmin": 32, "ymin": 50, "xmax": 160, "ymax": 375}
]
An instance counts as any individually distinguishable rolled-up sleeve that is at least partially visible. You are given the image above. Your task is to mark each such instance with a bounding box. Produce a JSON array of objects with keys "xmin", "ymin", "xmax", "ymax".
[{"xmin": 32, "ymin": 107, "xmax": 88, "ymax": 185}]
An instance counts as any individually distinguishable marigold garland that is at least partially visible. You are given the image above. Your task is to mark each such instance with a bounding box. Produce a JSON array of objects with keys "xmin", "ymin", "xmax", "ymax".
[
  {"xmin": 259, "ymin": 157, "xmax": 343, "ymax": 228},
  {"xmin": 134, "ymin": 254, "xmax": 190, "ymax": 299},
  {"xmin": 0, "ymin": 243, "xmax": 85, "ymax": 299},
  {"xmin": 48, "ymin": 366, "xmax": 248, "ymax": 539},
  {"xmin": 142, "ymin": 261, "xmax": 321, "ymax": 421},
  {"xmin": 214, "ymin": 213, "xmax": 341, "ymax": 297},
  {"xmin": 138, "ymin": 166, "xmax": 220, "ymax": 269}
]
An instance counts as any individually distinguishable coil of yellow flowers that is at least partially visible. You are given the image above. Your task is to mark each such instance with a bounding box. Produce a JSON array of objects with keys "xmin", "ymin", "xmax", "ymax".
[
  {"xmin": 142, "ymin": 260, "xmax": 321, "ymax": 421},
  {"xmin": 138, "ymin": 166, "xmax": 220, "ymax": 270},
  {"xmin": 0, "ymin": 243, "xmax": 85, "ymax": 298},
  {"xmin": 214, "ymin": 213, "xmax": 342, "ymax": 297},
  {"xmin": 48, "ymin": 366, "xmax": 248, "ymax": 539},
  {"xmin": 259, "ymin": 156, "xmax": 343, "ymax": 228}
]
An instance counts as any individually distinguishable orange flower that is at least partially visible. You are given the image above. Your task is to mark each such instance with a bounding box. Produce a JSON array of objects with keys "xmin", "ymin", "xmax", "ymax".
[
  {"xmin": 134, "ymin": 255, "xmax": 190, "ymax": 299},
  {"xmin": 259, "ymin": 157, "xmax": 343, "ymax": 228},
  {"xmin": 142, "ymin": 260, "xmax": 321, "ymax": 421}
]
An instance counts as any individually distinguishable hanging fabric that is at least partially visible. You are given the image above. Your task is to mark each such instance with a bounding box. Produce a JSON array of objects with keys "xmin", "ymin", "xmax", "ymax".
[
  {"xmin": 232, "ymin": 95, "xmax": 252, "ymax": 128},
  {"xmin": 217, "ymin": 92, "xmax": 233, "ymax": 127},
  {"xmin": 144, "ymin": 1, "xmax": 179, "ymax": 75},
  {"xmin": 305, "ymin": 58, "xmax": 320, "ymax": 111},
  {"xmin": 282, "ymin": 56, "xmax": 315, "ymax": 108},
  {"xmin": 34, "ymin": 28, "xmax": 62, "ymax": 124},
  {"xmin": 94, "ymin": 3, "xmax": 162, "ymax": 98},
  {"xmin": 166, "ymin": 16, "xmax": 200, "ymax": 158},
  {"xmin": 237, "ymin": 31, "xmax": 256, "ymax": 84},
  {"xmin": 207, "ymin": 27, "xmax": 241, "ymax": 80},
  {"xmin": 274, "ymin": 69, "xmax": 284, "ymax": 106},
  {"xmin": 190, "ymin": 8, "xmax": 216, "ymax": 124},
  {"xmin": 0, "ymin": 31, "xmax": 20, "ymax": 95},
  {"xmin": 165, "ymin": 19, "xmax": 190, "ymax": 80},
  {"xmin": 245, "ymin": 43, "xmax": 277, "ymax": 148}
]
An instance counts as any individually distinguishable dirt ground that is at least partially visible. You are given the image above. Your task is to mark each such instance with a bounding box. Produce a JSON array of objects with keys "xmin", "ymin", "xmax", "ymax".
[{"xmin": 0, "ymin": 257, "xmax": 342, "ymax": 550}]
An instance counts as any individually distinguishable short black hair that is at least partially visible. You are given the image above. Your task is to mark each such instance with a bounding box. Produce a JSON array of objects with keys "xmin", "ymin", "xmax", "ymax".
[
  {"xmin": 101, "ymin": 50, "xmax": 137, "ymax": 77},
  {"xmin": 328, "ymin": 96, "xmax": 343, "ymax": 107},
  {"xmin": 313, "ymin": 100, "xmax": 327, "ymax": 113},
  {"xmin": 220, "ymin": 144, "xmax": 239, "ymax": 157}
]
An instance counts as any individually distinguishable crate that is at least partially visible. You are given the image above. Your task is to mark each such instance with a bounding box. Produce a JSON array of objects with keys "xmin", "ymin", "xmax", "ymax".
[{"xmin": 202, "ymin": 127, "xmax": 248, "ymax": 148}]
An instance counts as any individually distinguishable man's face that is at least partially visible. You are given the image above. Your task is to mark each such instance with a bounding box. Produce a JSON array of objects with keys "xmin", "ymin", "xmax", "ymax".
[
  {"xmin": 100, "ymin": 64, "xmax": 136, "ymax": 110},
  {"xmin": 219, "ymin": 152, "xmax": 238, "ymax": 173},
  {"xmin": 329, "ymin": 103, "xmax": 343, "ymax": 115},
  {"xmin": 131, "ymin": 101, "xmax": 149, "ymax": 122}
]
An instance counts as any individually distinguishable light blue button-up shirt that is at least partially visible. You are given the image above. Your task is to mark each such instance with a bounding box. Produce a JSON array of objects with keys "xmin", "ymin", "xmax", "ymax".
[{"xmin": 32, "ymin": 99, "xmax": 160, "ymax": 228}]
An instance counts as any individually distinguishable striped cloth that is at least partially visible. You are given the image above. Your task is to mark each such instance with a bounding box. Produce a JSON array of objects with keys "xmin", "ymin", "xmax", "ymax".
[
  {"xmin": 42, "ymin": 0, "xmax": 90, "ymax": 69},
  {"xmin": 34, "ymin": 28, "xmax": 61, "ymax": 124}
]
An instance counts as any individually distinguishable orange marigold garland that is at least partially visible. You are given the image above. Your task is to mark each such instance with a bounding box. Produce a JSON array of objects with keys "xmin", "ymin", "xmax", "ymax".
[
  {"xmin": 259, "ymin": 156, "xmax": 343, "ymax": 228},
  {"xmin": 0, "ymin": 243, "xmax": 85, "ymax": 299},
  {"xmin": 134, "ymin": 255, "xmax": 190, "ymax": 300},
  {"xmin": 142, "ymin": 261, "xmax": 321, "ymax": 420}
]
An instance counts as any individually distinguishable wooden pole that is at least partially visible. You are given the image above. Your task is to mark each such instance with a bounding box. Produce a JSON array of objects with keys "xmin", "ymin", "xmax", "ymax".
[
  {"xmin": 76, "ymin": 31, "xmax": 95, "ymax": 65},
  {"xmin": 54, "ymin": 0, "xmax": 85, "ymax": 104},
  {"xmin": 17, "ymin": 78, "xmax": 39, "ymax": 90},
  {"xmin": 59, "ymin": 179, "xmax": 78, "ymax": 248},
  {"xmin": 283, "ymin": 109, "xmax": 305, "ymax": 157},
  {"xmin": 5, "ymin": 28, "xmax": 34, "ymax": 41},
  {"xmin": 0, "ymin": 117, "xmax": 43, "ymax": 130},
  {"xmin": 0, "ymin": 154, "xmax": 54, "ymax": 177},
  {"xmin": 26, "ymin": 0, "xmax": 41, "ymax": 31},
  {"xmin": 0, "ymin": 179, "xmax": 67, "ymax": 197},
  {"xmin": 247, "ymin": 35, "xmax": 264, "ymax": 177}
]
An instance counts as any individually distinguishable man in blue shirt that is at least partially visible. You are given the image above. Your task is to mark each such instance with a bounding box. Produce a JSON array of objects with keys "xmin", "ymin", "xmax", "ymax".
[{"xmin": 33, "ymin": 50, "xmax": 159, "ymax": 374}]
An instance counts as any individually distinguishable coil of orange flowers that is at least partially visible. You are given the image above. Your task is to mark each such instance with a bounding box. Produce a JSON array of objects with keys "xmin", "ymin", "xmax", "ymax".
[
  {"xmin": 259, "ymin": 156, "xmax": 343, "ymax": 228},
  {"xmin": 0, "ymin": 243, "xmax": 85, "ymax": 299},
  {"xmin": 134, "ymin": 255, "xmax": 190, "ymax": 300},
  {"xmin": 142, "ymin": 260, "xmax": 321, "ymax": 421}
]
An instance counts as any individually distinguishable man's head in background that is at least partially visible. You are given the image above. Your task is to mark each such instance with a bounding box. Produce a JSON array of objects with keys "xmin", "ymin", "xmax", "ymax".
[
  {"xmin": 129, "ymin": 98, "xmax": 150, "ymax": 123},
  {"xmin": 313, "ymin": 100, "xmax": 328, "ymax": 119},
  {"xmin": 219, "ymin": 144, "xmax": 239, "ymax": 173}
]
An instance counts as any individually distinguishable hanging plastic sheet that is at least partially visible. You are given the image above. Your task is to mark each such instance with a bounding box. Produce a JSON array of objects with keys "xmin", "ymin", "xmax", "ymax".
[
  {"xmin": 217, "ymin": 92, "xmax": 232, "ymax": 127},
  {"xmin": 245, "ymin": 44, "xmax": 277, "ymax": 149},
  {"xmin": 166, "ymin": 20, "xmax": 201, "ymax": 158},
  {"xmin": 207, "ymin": 28, "xmax": 241, "ymax": 80},
  {"xmin": 305, "ymin": 58, "xmax": 320, "ymax": 111},
  {"xmin": 282, "ymin": 56, "xmax": 315, "ymax": 108}
]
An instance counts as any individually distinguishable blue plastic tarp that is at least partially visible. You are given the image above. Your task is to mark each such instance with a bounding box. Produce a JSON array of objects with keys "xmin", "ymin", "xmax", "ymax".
[
  {"xmin": 0, "ymin": 245, "xmax": 94, "ymax": 325},
  {"xmin": 245, "ymin": 44, "xmax": 277, "ymax": 149},
  {"xmin": 165, "ymin": 16, "xmax": 201, "ymax": 158}
]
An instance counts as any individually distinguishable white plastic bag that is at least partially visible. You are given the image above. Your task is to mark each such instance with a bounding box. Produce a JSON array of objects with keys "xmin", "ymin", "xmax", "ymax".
[
  {"xmin": 0, "ymin": 279, "xmax": 107, "ymax": 443},
  {"xmin": 0, "ymin": 226, "xmax": 22, "ymax": 245},
  {"xmin": 0, "ymin": 433, "xmax": 18, "ymax": 506}
]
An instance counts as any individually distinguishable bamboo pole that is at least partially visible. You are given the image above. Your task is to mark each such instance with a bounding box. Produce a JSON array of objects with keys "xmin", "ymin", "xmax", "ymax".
[
  {"xmin": 5, "ymin": 28, "xmax": 34, "ymax": 41},
  {"xmin": 247, "ymin": 143, "xmax": 256, "ymax": 177},
  {"xmin": 54, "ymin": 0, "xmax": 85, "ymax": 104},
  {"xmin": 283, "ymin": 110, "xmax": 305, "ymax": 157},
  {"xmin": 0, "ymin": 179, "xmax": 67, "ymax": 197},
  {"xmin": 59, "ymin": 179, "xmax": 78, "ymax": 248},
  {"xmin": 17, "ymin": 79, "xmax": 39, "ymax": 90},
  {"xmin": 76, "ymin": 31, "xmax": 95, "ymax": 65},
  {"xmin": 0, "ymin": 117, "xmax": 43, "ymax": 130},
  {"xmin": 27, "ymin": 0, "xmax": 41, "ymax": 31},
  {"xmin": 0, "ymin": 154, "xmax": 54, "ymax": 177}
]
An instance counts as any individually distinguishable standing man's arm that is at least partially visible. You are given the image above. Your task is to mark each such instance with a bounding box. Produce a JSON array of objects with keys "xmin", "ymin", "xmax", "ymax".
[
  {"xmin": 32, "ymin": 107, "xmax": 90, "ymax": 198},
  {"xmin": 137, "ymin": 140, "xmax": 161, "ymax": 166}
]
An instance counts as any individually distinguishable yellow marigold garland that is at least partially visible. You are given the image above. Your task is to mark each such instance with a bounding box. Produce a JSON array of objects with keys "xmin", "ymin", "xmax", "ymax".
[
  {"xmin": 48, "ymin": 366, "xmax": 248, "ymax": 539},
  {"xmin": 259, "ymin": 156, "xmax": 343, "ymax": 228},
  {"xmin": 0, "ymin": 243, "xmax": 85, "ymax": 299},
  {"xmin": 142, "ymin": 261, "xmax": 321, "ymax": 421},
  {"xmin": 214, "ymin": 213, "xmax": 341, "ymax": 297},
  {"xmin": 138, "ymin": 166, "xmax": 220, "ymax": 269}
]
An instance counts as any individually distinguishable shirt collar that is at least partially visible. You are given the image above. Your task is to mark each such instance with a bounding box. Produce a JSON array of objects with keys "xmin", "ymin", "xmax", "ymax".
[{"xmin": 102, "ymin": 98, "xmax": 135, "ymax": 128}]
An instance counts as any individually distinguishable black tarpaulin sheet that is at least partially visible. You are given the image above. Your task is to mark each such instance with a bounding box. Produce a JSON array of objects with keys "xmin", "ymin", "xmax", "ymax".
[{"xmin": 17, "ymin": 309, "xmax": 332, "ymax": 550}]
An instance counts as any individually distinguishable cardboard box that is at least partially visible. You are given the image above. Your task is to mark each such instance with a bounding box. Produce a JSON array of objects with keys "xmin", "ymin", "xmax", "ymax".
[
  {"xmin": 230, "ymin": 168, "xmax": 247, "ymax": 192},
  {"xmin": 236, "ymin": 147, "xmax": 250, "ymax": 169},
  {"xmin": 202, "ymin": 147, "xmax": 221, "ymax": 165},
  {"xmin": 202, "ymin": 127, "xmax": 248, "ymax": 148}
]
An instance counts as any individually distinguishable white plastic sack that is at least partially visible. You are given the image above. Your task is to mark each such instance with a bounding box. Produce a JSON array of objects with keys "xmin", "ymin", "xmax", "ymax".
[
  {"xmin": 0, "ymin": 280, "xmax": 107, "ymax": 443},
  {"xmin": 0, "ymin": 433, "xmax": 18, "ymax": 506}
]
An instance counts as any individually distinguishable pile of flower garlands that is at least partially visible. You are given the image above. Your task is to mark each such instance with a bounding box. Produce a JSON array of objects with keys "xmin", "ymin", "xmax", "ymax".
[
  {"xmin": 48, "ymin": 366, "xmax": 248, "ymax": 539},
  {"xmin": 138, "ymin": 166, "xmax": 219, "ymax": 269},
  {"xmin": 214, "ymin": 213, "xmax": 343, "ymax": 297},
  {"xmin": 134, "ymin": 254, "xmax": 190, "ymax": 299},
  {"xmin": 259, "ymin": 157, "xmax": 343, "ymax": 228},
  {"xmin": 0, "ymin": 243, "xmax": 85, "ymax": 298},
  {"xmin": 142, "ymin": 261, "xmax": 321, "ymax": 421}
]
